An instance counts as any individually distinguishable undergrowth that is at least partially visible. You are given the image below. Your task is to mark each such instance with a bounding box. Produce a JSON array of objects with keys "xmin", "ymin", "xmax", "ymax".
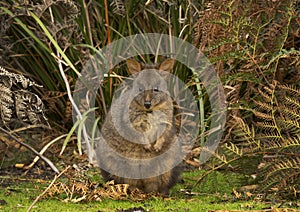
[
  {"xmin": 0, "ymin": 0, "xmax": 299, "ymax": 202},
  {"xmin": 195, "ymin": 0, "xmax": 300, "ymax": 199}
]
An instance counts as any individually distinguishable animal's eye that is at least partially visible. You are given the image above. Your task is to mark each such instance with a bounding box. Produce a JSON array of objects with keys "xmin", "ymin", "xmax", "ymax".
[
  {"xmin": 139, "ymin": 87, "xmax": 143, "ymax": 92},
  {"xmin": 153, "ymin": 87, "xmax": 159, "ymax": 92}
]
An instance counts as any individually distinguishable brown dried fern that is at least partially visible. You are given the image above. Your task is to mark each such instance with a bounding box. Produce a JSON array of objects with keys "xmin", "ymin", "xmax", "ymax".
[
  {"xmin": 252, "ymin": 82, "xmax": 300, "ymax": 199},
  {"xmin": 210, "ymin": 81, "xmax": 300, "ymax": 199},
  {"xmin": 194, "ymin": 0, "xmax": 299, "ymax": 143}
]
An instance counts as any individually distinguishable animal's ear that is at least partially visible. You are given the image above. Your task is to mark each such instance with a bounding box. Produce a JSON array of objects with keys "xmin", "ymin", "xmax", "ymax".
[
  {"xmin": 126, "ymin": 59, "xmax": 142, "ymax": 75},
  {"xmin": 158, "ymin": 58, "xmax": 175, "ymax": 72}
]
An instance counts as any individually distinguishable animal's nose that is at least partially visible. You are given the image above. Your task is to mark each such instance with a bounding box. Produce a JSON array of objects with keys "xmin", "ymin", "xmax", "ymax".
[{"xmin": 144, "ymin": 101, "xmax": 151, "ymax": 109}]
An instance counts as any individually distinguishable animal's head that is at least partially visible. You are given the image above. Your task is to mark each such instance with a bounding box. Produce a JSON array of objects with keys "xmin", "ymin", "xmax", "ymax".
[{"xmin": 126, "ymin": 59, "xmax": 174, "ymax": 111}]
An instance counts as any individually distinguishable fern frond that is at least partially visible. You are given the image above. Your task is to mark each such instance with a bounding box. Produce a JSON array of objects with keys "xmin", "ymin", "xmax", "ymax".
[
  {"xmin": 224, "ymin": 142, "xmax": 243, "ymax": 157},
  {"xmin": 265, "ymin": 158, "xmax": 300, "ymax": 181},
  {"xmin": 279, "ymin": 119, "xmax": 300, "ymax": 135},
  {"xmin": 14, "ymin": 90, "xmax": 49, "ymax": 126},
  {"xmin": 263, "ymin": 167, "xmax": 300, "ymax": 194},
  {"xmin": 257, "ymin": 132, "xmax": 282, "ymax": 142},
  {"xmin": 209, "ymin": 50, "xmax": 246, "ymax": 63},
  {"xmin": 281, "ymin": 136, "xmax": 300, "ymax": 150},
  {"xmin": 213, "ymin": 152, "xmax": 228, "ymax": 164},
  {"xmin": 0, "ymin": 104, "xmax": 13, "ymax": 124},
  {"xmin": 256, "ymin": 87, "xmax": 273, "ymax": 103},
  {"xmin": 0, "ymin": 83, "xmax": 14, "ymax": 125},
  {"xmin": 256, "ymin": 121, "xmax": 277, "ymax": 132},
  {"xmin": 252, "ymin": 81, "xmax": 300, "ymax": 198},
  {"xmin": 0, "ymin": 66, "xmax": 49, "ymax": 127},
  {"xmin": 205, "ymin": 38, "xmax": 236, "ymax": 51},
  {"xmin": 110, "ymin": 0, "xmax": 126, "ymax": 17},
  {"xmin": 284, "ymin": 96, "xmax": 300, "ymax": 109},
  {"xmin": 278, "ymin": 83, "xmax": 300, "ymax": 96},
  {"xmin": 0, "ymin": 66, "xmax": 42, "ymax": 88},
  {"xmin": 34, "ymin": 0, "xmax": 79, "ymax": 18},
  {"xmin": 282, "ymin": 107, "xmax": 300, "ymax": 120},
  {"xmin": 252, "ymin": 111, "xmax": 273, "ymax": 120},
  {"xmin": 229, "ymin": 116, "xmax": 253, "ymax": 141},
  {"xmin": 253, "ymin": 100, "xmax": 273, "ymax": 112},
  {"xmin": 0, "ymin": 84, "xmax": 14, "ymax": 104}
]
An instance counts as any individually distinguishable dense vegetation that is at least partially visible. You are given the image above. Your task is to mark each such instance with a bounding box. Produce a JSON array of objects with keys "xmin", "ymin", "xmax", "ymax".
[{"xmin": 0, "ymin": 0, "xmax": 299, "ymax": 208}]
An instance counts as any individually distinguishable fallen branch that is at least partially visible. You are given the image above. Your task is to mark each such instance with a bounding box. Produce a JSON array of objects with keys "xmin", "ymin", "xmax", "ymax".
[
  {"xmin": 0, "ymin": 127, "xmax": 59, "ymax": 174},
  {"xmin": 26, "ymin": 134, "xmax": 67, "ymax": 170}
]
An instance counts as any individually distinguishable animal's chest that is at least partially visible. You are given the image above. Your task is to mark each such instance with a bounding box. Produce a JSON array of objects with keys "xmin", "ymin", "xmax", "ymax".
[{"xmin": 130, "ymin": 111, "xmax": 167, "ymax": 133}]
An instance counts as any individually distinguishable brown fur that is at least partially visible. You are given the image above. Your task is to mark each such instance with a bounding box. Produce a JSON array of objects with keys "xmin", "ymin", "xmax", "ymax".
[{"xmin": 96, "ymin": 59, "xmax": 182, "ymax": 195}]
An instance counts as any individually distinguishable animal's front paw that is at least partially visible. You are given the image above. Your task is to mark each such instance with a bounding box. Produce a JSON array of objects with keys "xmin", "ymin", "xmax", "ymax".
[
  {"xmin": 153, "ymin": 138, "xmax": 165, "ymax": 152},
  {"xmin": 144, "ymin": 143, "xmax": 152, "ymax": 151}
]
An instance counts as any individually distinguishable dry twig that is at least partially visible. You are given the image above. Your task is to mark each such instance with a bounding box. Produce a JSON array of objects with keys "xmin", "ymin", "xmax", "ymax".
[{"xmin": 27, "ymin": 166, "xmax": 71, "ymax": 212}]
